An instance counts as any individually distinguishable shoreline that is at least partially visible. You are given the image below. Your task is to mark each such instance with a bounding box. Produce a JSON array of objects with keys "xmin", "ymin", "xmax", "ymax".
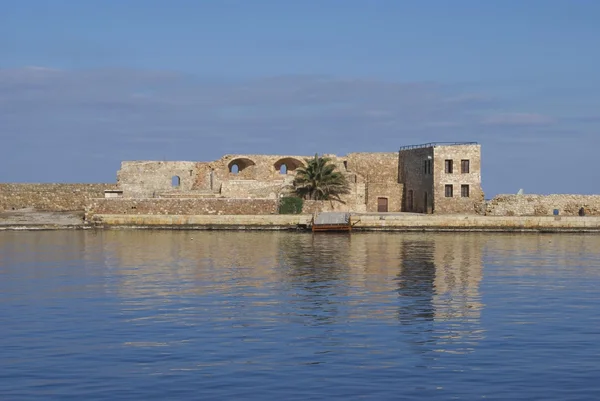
[{"xmin": 3, "ymin": 211, "xmax": 600, "ymax": 233}]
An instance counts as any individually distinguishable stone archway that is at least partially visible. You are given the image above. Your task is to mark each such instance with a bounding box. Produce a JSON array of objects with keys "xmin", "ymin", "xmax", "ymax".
[{"xmin": 273, "ymin": 157, "xmax": 304, "ymax": 175}]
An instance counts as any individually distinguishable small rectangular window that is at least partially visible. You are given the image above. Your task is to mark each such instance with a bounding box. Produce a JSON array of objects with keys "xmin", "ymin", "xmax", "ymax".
[
  {"xmin": 461, "ymin": 160, "xmax": 470, "ymax": 174},
  {"xmin": 445, "ymin": 184, "xmax": 453, "ymax": 197},
  {"xmin": 423, "ymin": 160, "xmax": 427, "ymax": 174},
  {"xmin": 427, "ymin": 160, "xmax": 432, "ymax": 175},
  {"xmin": 445, "ymin": 159, "xmax": 453, "ymax": 174},
  {"xmin": 461, "ymin": 185, "xmax": 470, "ymax": 198}
]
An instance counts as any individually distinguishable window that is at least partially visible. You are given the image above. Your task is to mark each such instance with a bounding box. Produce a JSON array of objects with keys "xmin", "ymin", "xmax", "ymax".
[
  {"xmin": 423, "ymin": 159, "xmax": 432, "ymax": 175},
  {"xmin": 407, "ymin": 190, "xmax": 414, "ymax": 211},
  {"xmin": 445, "ymin": 184, "xmax": 453, "ymax": 197},
  {"xmin": 445, "ymin": 159, "xmax": 453, "ymax": 173},
  {"xmin": 461, "ymin": 160, "xmax": 470, "ymax": 174},
  {"xmin": 461, "ymin": 185, "xmax": 470, "ymax": 198},
  {"xmin": 230, "ymin": 164, "xmax": 239, "ymax": 174},
  {"xmin": 171, "ymin": 176, "xmax": 180, "ymax": 187},
  {"xmin": 279, "ymin": 164, "xmax": 287, "ymax": 175}
]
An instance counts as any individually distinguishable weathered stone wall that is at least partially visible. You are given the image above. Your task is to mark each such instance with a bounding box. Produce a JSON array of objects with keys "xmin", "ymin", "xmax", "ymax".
[
  {"xmin": 345, "ymin": 152, "xmax": 398, "ymax": 183},
  {"xmin": 433, "ymin": 144, "xmax": 484, "ymax": 214},
  {"xmin": 193, "ymin": 154, "xmax": 309, "ymax": 193},
  {"xmin": 399, "ymin": 147, "xmax": 434, "ymax": 213},
  {"xmin": 86, "ymin": 198, "xmax": 278, "ymax": 217},
  {"xmin": 486, "ymin": 195, "xmax": 600, "ymax": 216},
  {"xmin": 345, "ymin": 153, "xmax": 401, "ymax": 212},
  {"xmin": 0, "ymin": 184, "xmax": 116, "ymax": 212},
  {"xmin": 366, "ymin": 182, "xmax": 404, "ymax": 212},
  {"xmin": 117, "ymin": 161, "xmax": 200, "ymax": 198},
  {"xmin": 220, "ymin": 179, "xmax": 290, "ymax": 199}
]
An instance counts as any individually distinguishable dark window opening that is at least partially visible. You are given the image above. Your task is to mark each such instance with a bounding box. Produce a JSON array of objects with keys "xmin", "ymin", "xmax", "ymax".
[
  {"xmin": 280, "ymin": 164, "xmax": 288, "ymax": 175},
  {"xmin": 343, "ymin": 161, "xmax": 348, "ymax": 171},
  {"xmin": 189, "ymin": 170, "xmax": 193, "ymax": 176},
  {"xmin": 407, "ymin": 190, "xmax": 414, "ymax": 211},
  {"xmin": 423, "ymin": 159, "xmax": 432, "ymax": 175},
  {"xmin": 445, "ymin": 160, "xmax": 453, "ymax": 174},
  {"xmin": 445, "ymin": 184, "xmax": 453, "ymax": 197},
  {"xmin": 172, "ymin": 176, "xmax": 180, "ymax": 187},
  {"xmin": 461, "ymin": 185, "xmax": 470, "ymax": 198},
  {"xmin": 461, "ymin": 160, "xmax": 470, "ymax": 174},
  {"xmin": 230, "ymin": 164, "xmax": 239, "ymax": 174}
]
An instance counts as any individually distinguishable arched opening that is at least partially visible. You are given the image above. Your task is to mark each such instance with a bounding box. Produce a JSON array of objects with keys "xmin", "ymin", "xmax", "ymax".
[
  {"xmin": 273, "ymin": 157, "xmax": 304, "ymax": 174},
  {"xmin": 228, "ymin": 158, "xmax": 256, "ymax": 174},
  {"xmin": 172, "ymin": 176, "xmax": 181, "ymax": 187}
]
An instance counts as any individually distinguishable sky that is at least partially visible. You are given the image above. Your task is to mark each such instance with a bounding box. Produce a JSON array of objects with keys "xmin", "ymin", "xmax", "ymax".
[{"xmin": 1, "ymin": 0, "xmax": 599, "ymax": 196}]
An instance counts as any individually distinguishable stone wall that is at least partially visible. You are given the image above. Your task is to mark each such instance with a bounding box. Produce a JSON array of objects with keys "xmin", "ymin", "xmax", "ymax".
[
  {"xmin": 399, "ymin": 147, "xmax": 434, "ymax": 213},
  {"xmin": 433, "ymin": 144, "xmax": 484, "ymax": 214},
  {"xmin": 0, "ymin": 184, "xmax": 116, "ymax": 212},
  {"xmin": 86, "ymin": 198, "xmax": 278, "ymax": 218},
  {"xmin": 117, "ymin": 161, "xmax": 200, "ymax": 198},
  {"xmin": 345, "ymin": 153, "xmax": 400, "ymax": 212},
  {"xmin": 345, "ymin": 152, "xmax": 398, "ymax": 183},
  {"xmin": 366, "ymin": 182, "xmax": 403, "ymax": 212},
  {"xmin": 220, "ymin": 179, "xmax": 290, "ymax": 199},
  {"xmin": 486, "ymin": 194, "xmax": 600, "ymax": 216},
  {"xmin": 193, "ymin": 154, "xmax": 310, "ymax": 193}
]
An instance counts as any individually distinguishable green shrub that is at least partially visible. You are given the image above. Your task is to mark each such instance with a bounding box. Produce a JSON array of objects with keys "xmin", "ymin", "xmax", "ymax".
[{"xmin": 279, "ymin": 196, "xmax": 304, "ymax": 214}]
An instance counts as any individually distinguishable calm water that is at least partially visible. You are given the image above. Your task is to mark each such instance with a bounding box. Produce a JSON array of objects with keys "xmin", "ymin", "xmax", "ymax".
[{"xmin": 1, "ymin": 231, "xmax": 600, "ymax": 400}]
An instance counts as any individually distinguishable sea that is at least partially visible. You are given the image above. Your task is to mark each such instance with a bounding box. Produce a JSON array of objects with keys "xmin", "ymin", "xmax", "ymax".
[{"xmin": 1, "ymin": 230, "xmax": 599, "ymax": 400}]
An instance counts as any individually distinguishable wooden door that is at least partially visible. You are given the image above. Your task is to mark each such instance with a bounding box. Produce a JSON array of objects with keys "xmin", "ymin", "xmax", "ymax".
[{"xmin": 377, "ymin": 197, "xmax": 388, "ymax": 212}]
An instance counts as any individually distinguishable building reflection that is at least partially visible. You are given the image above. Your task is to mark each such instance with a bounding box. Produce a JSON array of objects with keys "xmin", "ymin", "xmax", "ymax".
[{"xmin": 90, "ymin": 230, "xmax": 487, "ymax": 353}]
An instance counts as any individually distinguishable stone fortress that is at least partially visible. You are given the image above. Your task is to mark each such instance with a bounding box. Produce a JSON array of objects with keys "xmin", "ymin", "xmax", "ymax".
[
  {"xmin": 3, "ymin": 141, "xmax": 600, "ymax": 228},
  {"xmin": 109, "ymin": 142, "xmax": 484, "ymax": 215}
]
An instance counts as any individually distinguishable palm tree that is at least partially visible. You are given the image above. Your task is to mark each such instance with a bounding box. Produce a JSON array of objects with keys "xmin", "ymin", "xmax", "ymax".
[{"xmin": 292, "ymin": 154, "xmax": 351, "ymax": 201}]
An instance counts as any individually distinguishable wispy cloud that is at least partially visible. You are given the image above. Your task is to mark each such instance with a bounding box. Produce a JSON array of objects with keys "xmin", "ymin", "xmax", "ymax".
[
  {"xmin": 0, "ymin": 67, "xmax": 597, "ymax": 192},
  {"xmin": 481, "ymin": 112, "xmax": 555, "ymax": 126}
]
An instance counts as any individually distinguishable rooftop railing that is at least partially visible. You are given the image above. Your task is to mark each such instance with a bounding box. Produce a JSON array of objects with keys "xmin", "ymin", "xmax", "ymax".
[{"xmin": 398, "ymin": 142, "xmax": 478, "ymax": 151}]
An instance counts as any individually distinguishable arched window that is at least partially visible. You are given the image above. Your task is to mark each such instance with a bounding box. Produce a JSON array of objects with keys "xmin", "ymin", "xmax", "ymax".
[
  {"xmin": 228, "ymin": 158, "xmax": 255, "ymax": 175},
  {"xmin": 172, "ymin": 176, "xmax": 181, "ymax": 187},
  {"xmin": 273, "ymin": 157, "xmax": 304, "ymax": 174}
]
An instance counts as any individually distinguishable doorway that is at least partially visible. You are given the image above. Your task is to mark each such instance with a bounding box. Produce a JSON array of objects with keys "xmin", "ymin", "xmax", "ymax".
[{"xmin": 377, "ymin": 197, "xmax": 388, "ymax": 212}]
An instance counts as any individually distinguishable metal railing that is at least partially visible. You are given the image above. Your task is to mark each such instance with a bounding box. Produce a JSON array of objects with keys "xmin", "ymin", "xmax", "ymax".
[{"xmin": 399, "ymin": 142, "xmax": 478, "ymax": 151}]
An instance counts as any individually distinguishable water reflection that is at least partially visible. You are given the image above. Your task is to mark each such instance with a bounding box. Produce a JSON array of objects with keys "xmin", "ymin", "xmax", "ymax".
[{"xmin": 3, "ymin": 231, "xmax": 600, "ymax": 399}]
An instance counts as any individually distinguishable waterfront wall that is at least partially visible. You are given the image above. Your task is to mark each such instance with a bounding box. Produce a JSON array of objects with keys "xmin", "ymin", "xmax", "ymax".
[
  {"xmin": 0, "ymin": 183, "xmax": 116, "ymax": 212},
  {"xmin": 86, "ymin": 198, "xmax": 278, "ymax": 218},
  {"xmin": 89, "ymin": 214, "xmax": 310, "ymax": 229},
  {"xmin": 87, "ymin": 212, "xmax": 600, "ymax": 232},
  {"xmin": 486, "ymin": 195, "xmax": 600, "ymax": 216}
]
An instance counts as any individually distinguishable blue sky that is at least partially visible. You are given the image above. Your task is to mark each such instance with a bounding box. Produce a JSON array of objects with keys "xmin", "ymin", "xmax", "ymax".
[{"xmin": 1, "ymin": 0, "xmax": 599, "ymax": 196}]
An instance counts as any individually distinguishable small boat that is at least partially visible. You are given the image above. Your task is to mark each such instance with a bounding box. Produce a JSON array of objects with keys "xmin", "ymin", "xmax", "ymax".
[{"xmin": 311, "ymin": 212, "xmax": 352, "ymax": 232}]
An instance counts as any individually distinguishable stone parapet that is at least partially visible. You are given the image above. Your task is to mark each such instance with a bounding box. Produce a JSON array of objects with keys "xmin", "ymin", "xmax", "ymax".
[
  {"xmin": 486, "ymin": 195, "xmax": 600, "ymax": 216},
  {"xmin": 86, "ymin": 198, "xmax": 278, "ymax": 218},
  {"xmin": 0, "ymin": 183, "xmax": 116, "ymax": 212}
]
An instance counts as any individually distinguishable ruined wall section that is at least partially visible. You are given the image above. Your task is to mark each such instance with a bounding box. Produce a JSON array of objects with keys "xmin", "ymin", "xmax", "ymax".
[
  {"xmin": 399, "ymin": 148, "xmax": 434, "ymax": 213},
  {"xmin": 87, "ymin": 198, "xmax": 278, "ymax": 218},
  {"xmin": 192, "ymin": 154, "xmax": 310, "ymax": 196},
  {"xmin": 345, "ymin": 153, "xmax": 402, "ymax": 212},
  {"xmin": 117, "ymin": 161, "xmax": 200, "ymax": 198},
  {"xmin": 0, "ymin": 183, "xmax": 116, "ymax": 211},
  {"xmin": 486, "ymin": 195, "xmax": 600, "ymax": 216},
  {"xmin": 433, "ymin": 145, "xmax": 484, "ymax": 214}
]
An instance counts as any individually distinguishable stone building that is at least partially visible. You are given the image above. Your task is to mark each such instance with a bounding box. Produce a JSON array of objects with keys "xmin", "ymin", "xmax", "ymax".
[
  {"xmin": 399, "ymin": 142, "xmax": 484, "ymax": 214},
  {"xmin": 110, "ymin": 142, "xmax": 484, "ymax": 214}
]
